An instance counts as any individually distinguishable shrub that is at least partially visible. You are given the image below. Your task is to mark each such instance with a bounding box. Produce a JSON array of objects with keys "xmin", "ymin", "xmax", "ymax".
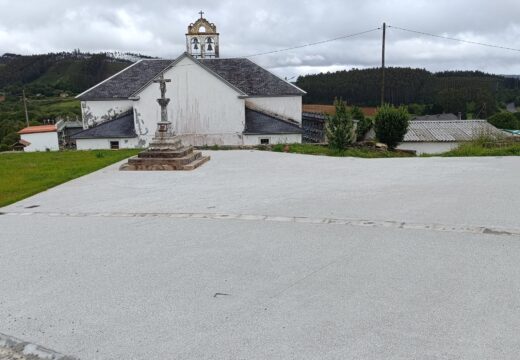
[
  {"xmin": 488, "ymin": 112, "xmax": 519, "ymax": 130},
  {"xmin": 350, "ymin": 106, "xmax": 372, "ymax": 141},
  {"xmin": 374, "ymin": 104, "xmax": 410, "ymax": 149},
  {"xmin": 0, "ymin": 143, "xmax": 9, "ymax": 152},
  {"xmin": 326, "ymin": 99, "xmax": 355, "ymax": 150}
]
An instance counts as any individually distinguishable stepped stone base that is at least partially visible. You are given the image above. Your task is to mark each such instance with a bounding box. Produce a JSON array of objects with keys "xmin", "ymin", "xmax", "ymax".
[{"xmin": 120, "ymin": 135, "xmax": 210, "ymax": 171}]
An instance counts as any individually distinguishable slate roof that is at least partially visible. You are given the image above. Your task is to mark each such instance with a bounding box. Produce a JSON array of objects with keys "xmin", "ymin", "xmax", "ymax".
[
  {"xmin": 77, "ymin": 54, "xmax": 305, "ymax": 100},
  {"xmin": 200, "ymin": 58, "xmax": 306, "ymax": 96},
  {"xmin": 77, "ymin": 60, "xmax": 174, "ymax": 100},
  {"xmin": 404, "ymin": 120, "xmax": 504, "ymax": 142},
  {"xmin": 72, "ymin": 111, "xmax": 137, "ymax": 139},
  {"xmin": 244, "ymin": 108, "xmax": 303, "ymax": 135}
]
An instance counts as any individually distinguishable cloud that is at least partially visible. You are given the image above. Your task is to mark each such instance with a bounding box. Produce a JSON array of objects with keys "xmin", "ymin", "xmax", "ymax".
[{"xmin": 1, "ymin": 0, "xmax": 520, "ymax": 77}]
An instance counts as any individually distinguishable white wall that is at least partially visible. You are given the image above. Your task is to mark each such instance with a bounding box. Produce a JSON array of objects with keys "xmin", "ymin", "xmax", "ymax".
[
  {"xmin": 397, "ymin": 142, "xmax": 459, "ymax": 155},
  {"xmin": 243, "ymin": 134, "xmax": 302, "ymax": 146},
  {"xmin": 21, "ymin": 132, "xmax": 59, "ymax": 152},
  {"xmin": 133, "ymin": 56, "xmax": 245, "ymax": 146},
  {"xmin": 246, "ymin": 97, "xmax": 302, "ymax": 123},
  {"xmin": 76, "ymin": 137, "xmax": 140, "ymax": 150},
  {"xmin": 81, "ymin": 100, "xmax": 133, "ymax": 128}
]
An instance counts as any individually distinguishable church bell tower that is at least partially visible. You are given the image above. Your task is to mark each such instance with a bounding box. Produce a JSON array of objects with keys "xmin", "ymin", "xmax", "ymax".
[{"xmin": 186, "ymin": 11, "xmax": 220, "ymax": 59}]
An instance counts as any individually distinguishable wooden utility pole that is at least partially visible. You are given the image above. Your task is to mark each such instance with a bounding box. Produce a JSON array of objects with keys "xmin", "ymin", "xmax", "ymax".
[
  {"xmin": 381, "ymin": 22, "xmax": 386, "ymax": 106},
  {"xmin": 22, "ymin": 89, "xmax": 30, "ymax": 127}
]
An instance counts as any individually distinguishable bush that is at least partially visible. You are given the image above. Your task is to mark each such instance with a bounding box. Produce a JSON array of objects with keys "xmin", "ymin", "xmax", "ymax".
[
  {"xmin": 0, "ymin": 143, "xmax": 9, "ymax": 152},
  {"xmin": 374, "ymin": 104, "xmax": 410, "ymax": 149},
  {"xmin": 488, "ymin": 112, "xmax": 519, "ymax": 130},
  {"xmin": 350, "ymin": 106, "xmax": 373, "ymax": 141},
  {"xmin": 326, "ymin": 99, "xmax": 355, "ymax": 150}
]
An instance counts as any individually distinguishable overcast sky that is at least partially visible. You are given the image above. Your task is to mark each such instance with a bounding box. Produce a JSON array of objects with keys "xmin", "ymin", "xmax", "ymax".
[{"xmin": 1, "ymin": 0, "xmax": 520, "ymax": 78}]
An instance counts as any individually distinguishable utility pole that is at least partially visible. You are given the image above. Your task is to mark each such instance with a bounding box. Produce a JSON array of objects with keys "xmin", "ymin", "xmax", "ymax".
[
  {"xmin": 22, "ymin": 89, "xmax": 30, "ymax": 127},
  {"xmin": 381, "ymin": 22, "xmax": 386, "ymax": 107}
]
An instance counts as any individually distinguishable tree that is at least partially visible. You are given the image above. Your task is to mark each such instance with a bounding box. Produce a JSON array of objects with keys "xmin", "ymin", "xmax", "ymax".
[
  {"xmin": 487, "ymin": 112, "xmax": 519, "ymax": 130},
  {"xmin": 326, "ymin": 99, "xmax": 355, "ymax": 150},
  {"xmin": 374, "ymin": 104, "xmax": 410, "ymax": 149}
]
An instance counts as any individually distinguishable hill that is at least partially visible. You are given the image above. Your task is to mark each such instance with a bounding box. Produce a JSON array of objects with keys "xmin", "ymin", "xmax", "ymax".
[
  {"xmin": 296, "ymin": 68, "xmax": 520, "ymax": 118},
  {"xmin": 0, "ymin": 51, "xmax": 155, "ymax": 96},
  {"xmin": 0, "ymin": 51, "xmax": 152, "ymax": 148}
]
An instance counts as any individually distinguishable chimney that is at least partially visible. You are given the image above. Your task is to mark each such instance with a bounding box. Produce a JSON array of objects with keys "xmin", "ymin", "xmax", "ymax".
[{"xmin": 458, "ymin": 112, "xmax": 462, "ymax": 120}]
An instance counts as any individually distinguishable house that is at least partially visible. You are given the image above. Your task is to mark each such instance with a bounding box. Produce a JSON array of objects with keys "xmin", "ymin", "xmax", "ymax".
[
  {"xmin": 17, "ymin": 124, "xmax": 59, "ymax": 152},
  {"xmin": 73, "ymin": 14, "xmax": 305, "ymax": 149},
  {"xmin": 397, "ymin": 120, "xmax": 506, "ymax": 154}
]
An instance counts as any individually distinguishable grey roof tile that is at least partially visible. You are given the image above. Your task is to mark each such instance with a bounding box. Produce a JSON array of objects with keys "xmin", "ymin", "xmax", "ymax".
[
  {"xmin": 245, "ymin": 108, "xmax": 303, "ymax": 135},
  {"xmin": 72, "ymin": 111, "xmax": 137, "ymax": 139},
  {"xmin": 77, "ymin": 60, "xmax": 174, "ymax": 100},
  {"xmin": 200, "ymin": 58, "xmax": 305, "ymax": 96},
  {"xmin": 77, "ymin": 55, "xmax": 305, "ymax": 100},
  {"xmin": 404, "ymin": 120, "xmax": 504, "ymax": 142}
]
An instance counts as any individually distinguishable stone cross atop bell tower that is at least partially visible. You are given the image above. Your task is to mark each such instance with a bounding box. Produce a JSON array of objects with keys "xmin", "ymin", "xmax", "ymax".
[{"xmin": 186, "ymin": 12, "xmax": 220, "ymax": 59}]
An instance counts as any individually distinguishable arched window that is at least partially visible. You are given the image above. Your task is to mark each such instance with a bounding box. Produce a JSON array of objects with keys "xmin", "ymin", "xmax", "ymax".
[
  {"xmin": 199, "ymin": 26, "xmax": 206, "ymax": 33},
  {"xmin": 191, "ymin": 38, "xmax": 200, "ymax": 52},
  {"xmin": 206, "ymin": 37, "xmax": 214, "ymax": 52}
]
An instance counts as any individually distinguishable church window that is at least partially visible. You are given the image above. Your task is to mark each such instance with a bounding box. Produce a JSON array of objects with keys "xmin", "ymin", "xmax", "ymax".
[
  {"xmin": 199, "ymin": 26, "xmax": 206, "ymax": 33},
  {"xmin": 110, "ymin": 141, "xmax": 120, "ymax": 149}
]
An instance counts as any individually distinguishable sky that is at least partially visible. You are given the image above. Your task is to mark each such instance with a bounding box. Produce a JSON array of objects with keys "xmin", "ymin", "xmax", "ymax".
[{"xmin": 1, "ymin": 0, "xmax": 520, "ymax": 79}]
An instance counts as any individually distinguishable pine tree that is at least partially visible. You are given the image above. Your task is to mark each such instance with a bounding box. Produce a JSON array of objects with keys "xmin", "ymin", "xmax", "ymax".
[{"xmin": 326, "ymin": 99, "xmax": 355, "ymax": 150}]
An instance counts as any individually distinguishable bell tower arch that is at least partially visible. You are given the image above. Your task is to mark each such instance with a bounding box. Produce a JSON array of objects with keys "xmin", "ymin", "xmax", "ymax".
[{"xmin": 186, "ymin": 11, "xmax": 220, "ymax": 59}]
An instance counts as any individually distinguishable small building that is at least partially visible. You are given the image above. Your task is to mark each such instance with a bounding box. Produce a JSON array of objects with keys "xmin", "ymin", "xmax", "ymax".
[
  {"xmin": 56, "ymin": 119, "xmax": 84, "ymax": 149},
  {"xmin": 72, "ymin": 111, "xmax": 140, "ymax": 150},
  {"xmin": 397, "ymin": 120, "xmax": 505, "ymax": 154},
  {"xmin": 12, "ymin": 139, "xmax": 30, "ymax": 151},
  {"xmin": 17, "ymin": 125, "xmax": 59, "ymax": 152}
]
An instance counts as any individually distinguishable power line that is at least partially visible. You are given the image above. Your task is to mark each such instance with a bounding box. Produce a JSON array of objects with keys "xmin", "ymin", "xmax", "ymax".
[
  {"xmin": 242, "ymin": 28, "xmax": 381, "ymax": 58},
  {"xmin": 388, "ymin": 25, "xmax": 520, "ymax": 53}
]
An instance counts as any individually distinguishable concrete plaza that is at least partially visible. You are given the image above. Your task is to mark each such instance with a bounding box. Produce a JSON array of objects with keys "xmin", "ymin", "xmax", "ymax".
[{"xmin": 1, "ymin": 151, "xmax": 520, "ymax": 359}]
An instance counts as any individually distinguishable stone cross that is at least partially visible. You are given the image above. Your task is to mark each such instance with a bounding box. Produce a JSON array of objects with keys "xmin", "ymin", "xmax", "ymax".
[
  {"xmin": 199, "ymin": 10, "xmax": 204, "ymax": 18},
  {"xmin": 153, "ymin": 74, "xmax": 172, "ymax": 136}
]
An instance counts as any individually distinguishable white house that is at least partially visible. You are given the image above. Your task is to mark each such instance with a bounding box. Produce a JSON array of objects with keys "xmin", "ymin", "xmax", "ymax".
[
  {"xmin": 72, "ymin": 15, "xmax": 305, "ymax": 149},
  {"xmin": 18, "ymin": 124, "xmax": 59, "ymax": 152}
]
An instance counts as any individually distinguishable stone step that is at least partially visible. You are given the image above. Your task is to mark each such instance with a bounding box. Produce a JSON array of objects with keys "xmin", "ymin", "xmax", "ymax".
[
  {"xmin": 183, "ymin": 155, "xmax": 211, "ymax": 171},
  {"xmin": 138, "ymin": 147, "xmax": 194, "ymax": 159},
  {"xmin": 128, "ymin": 151, "xmax": 202, "ymax": 167}
]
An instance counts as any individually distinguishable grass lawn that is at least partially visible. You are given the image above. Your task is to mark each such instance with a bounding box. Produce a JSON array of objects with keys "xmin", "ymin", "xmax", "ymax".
[
  {"xmin": 0, "ymin": 149, "xmax": 139, "ymax": 208},
  {"xmin": 423, "ymin": 140, "xmax": 520, "ymax": 157},
  {"xmin": 272, "ymin": 143, "xmax": 414, "ymax": 158}
]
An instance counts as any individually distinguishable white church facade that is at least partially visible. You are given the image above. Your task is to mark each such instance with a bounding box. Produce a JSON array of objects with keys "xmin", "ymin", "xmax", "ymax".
[{"xmin": 73, "ymin": 15, "xmax": 305, "ymax": 149}]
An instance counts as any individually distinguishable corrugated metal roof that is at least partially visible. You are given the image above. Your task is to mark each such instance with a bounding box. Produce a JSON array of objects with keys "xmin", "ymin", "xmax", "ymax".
[{"xmin": 404, "ymin": 120, "xmax": 504, "ymax": 142}]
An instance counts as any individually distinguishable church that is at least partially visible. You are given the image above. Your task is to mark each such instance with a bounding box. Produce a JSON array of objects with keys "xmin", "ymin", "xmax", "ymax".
[{"xmin": 73, "ymin": 13, "xmax": 305, "ymax": 149}]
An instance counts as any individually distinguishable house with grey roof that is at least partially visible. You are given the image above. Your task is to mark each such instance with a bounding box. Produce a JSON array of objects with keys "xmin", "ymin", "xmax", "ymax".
[
  {"xmin": 74, "ymin": 52, "xmax": 305, "ymax": 149},
  {"xmin": 397, "ymin": 120, "xmax": 506, "ymax": 154}
]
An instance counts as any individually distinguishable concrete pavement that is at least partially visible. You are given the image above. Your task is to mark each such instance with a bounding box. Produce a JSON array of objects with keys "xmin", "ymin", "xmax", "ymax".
[{"xmin": 1, "ymin": 151, "xmax": 520, "ymax": 359}]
